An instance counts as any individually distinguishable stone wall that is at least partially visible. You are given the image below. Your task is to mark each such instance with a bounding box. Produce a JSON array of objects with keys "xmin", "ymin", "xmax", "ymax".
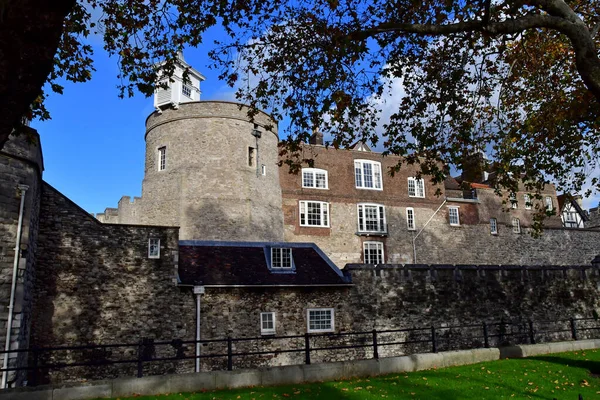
[
  {"xmin": 347, "ymin": 264, "xmax": 600, "ymax": 357},
  {"xmin": 0, "ymin": 129, "xmax": 43, "ymax": 386},
  {"xmin": 31, "ymin": 183, "xmax": 189, "ymax": 383}
]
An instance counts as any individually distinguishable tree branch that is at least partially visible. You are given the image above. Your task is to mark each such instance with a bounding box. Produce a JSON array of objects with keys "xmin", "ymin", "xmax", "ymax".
[{"xmin": 350, "ymin": 15, "xmax": 567, "ymax": 40}]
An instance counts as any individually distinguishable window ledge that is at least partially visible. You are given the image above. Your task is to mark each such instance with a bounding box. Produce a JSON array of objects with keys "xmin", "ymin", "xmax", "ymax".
[{"xmin": 356, "ymin": 231, "xmax": 388, "ymax": 237}]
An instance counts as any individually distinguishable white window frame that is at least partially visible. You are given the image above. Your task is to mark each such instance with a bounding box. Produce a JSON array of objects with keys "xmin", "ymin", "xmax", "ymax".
[
  {"xmin": 260, "ymin": 312, "xmax": 276, "ymax": 335},
  {"xmin": 307, "ymin": 308, "xmax": 335, "ymax": 333},
  {"xmin": 490, "ymin": 218, "xmax": 498, "ymax": 235},
  {"xmin": 512, "ymin": 218, "xmax": 521, "ymax": 234},
  {"xmin": 524, "ymin": 194, "xmax": 532, "ymax": 210},
  {"xmin": 407, "ymin": 177, "xmax": 425, "ymax": 198},
  {"xmin": 302, "ymin": 168, "xmax": 329, "ymax": 189},
  {"xmin": 406, "ymin": 207, "xmax": 416, "ymax": 231},
  {"xmin": 363, "ymin": 241, "xmax": 384, "ymax": 264},
  {"xmin": 299, "ymin": 201, "xmax": 330, "ymax": 227},
  {"xmin": 148, "ymin": 238, "xmax": 160, "ymax": 259},
  {"xmin": 448, "ymin": 206, "xmax": 460, "ymax": 226},
  {"xmin": 510, "ymin": 193, "xmax": 517, "ymax": 209},
  {"xmin": 158, "ymin": 147, "xmax": 166, "ymax": 171},
  {"xmin": 270, "ymin": 248, "xmax": 293, "ymax": 269},
  {"xmin": 182, "ymin": 85, "xmax": 192, "ymax": 98},
  {"xmin": 545, "ymin": 196, "xmax": 553, "ymax": 211},
  {"xmin": 261, "ymin": 164, "xmax": 266, "ymax": 176},
  {"xmin": 354, "ymin": 160, "xmax": 383, "ymax": 190},
  {"xmin": 357, "ymin": 203, "xmax": 386, "ymax": 233}
]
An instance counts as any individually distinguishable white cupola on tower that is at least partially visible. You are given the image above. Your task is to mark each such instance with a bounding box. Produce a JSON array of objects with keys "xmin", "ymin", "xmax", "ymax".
[{"xmin": 154, "ymin": 51, "xmax": 206, "ymax": 110}]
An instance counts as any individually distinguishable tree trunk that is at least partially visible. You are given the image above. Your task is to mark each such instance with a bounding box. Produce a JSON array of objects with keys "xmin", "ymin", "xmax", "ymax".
[{"xmin": 0, "ymin": 0, "xmax": 76, "ymax": 150}]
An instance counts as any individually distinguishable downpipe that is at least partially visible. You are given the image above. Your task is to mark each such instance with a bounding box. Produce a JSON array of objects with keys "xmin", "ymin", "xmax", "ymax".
[
  {"xmin": 193, "ymin": 286, "xmax": 205, "ymax": 373},
  {"xmin": 2, "ymin": 184, "xmax": 29, "ymax": 388}
]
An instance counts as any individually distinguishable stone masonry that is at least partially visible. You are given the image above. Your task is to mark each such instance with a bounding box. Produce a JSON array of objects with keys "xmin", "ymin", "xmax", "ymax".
[{"xmin": 0, "ymin": 130, "xmax": 43, "ymax": 385}]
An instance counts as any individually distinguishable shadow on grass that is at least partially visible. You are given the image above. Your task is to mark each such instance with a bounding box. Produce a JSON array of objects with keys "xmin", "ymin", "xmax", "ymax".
[{"xmin": 531, "ymin": 356, "xmax": 600, "ymax": 376}]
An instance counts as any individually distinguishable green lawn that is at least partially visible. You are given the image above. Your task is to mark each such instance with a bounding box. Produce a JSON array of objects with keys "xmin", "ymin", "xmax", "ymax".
[{"xmin": 110, "ymin": 350, "xmax": 600, "ymax": 399}]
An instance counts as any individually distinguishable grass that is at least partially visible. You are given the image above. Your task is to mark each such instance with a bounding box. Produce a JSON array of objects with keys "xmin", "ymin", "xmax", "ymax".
[{"xmin": 107, "ymin": 350, "xmax": 600, "ymax": 399}]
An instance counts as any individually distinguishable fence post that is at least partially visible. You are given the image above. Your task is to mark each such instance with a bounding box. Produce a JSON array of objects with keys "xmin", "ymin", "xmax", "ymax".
[
  {"xmin": 528, "ymin": 320, "xmax": 536, "ymax": 344},
  {"xmin": 372, "ymin": 329, "xmax": 379, "ymax": 360},
  {"xmin": 570, "ymin": 318, "xmax": 578, "ymax": 341},
  {"xmin": 136, "ymin": 340, "xmax": 144, "ymax": 378},
  {"xmin": 30, "ymin": 346, "xmax": 39, "ymax": 386},
  {"xmin": 431, "ymin": 326, "xmax": 437, "ymax": 353},
  {"xmin": 483, "ymin": 322, "xmax": 489, "ymax": 348},
  {"xmin": 227, "ymin": 337, "xmax": 233, "ymax": 371},
  {"xmin": 304, "ymin": 333, "xmax": 311, "ymax": 365}
]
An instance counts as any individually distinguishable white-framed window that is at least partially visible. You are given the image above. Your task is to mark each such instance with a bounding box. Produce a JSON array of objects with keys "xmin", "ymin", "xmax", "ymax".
[
  {"xmin": 302, "ymin": 168, "xmax": 328, "ymax": 189},
  {"xmin": 271, "ymin": 248, "xmax": 293, "ymax": 269},
  {"xmin": 307, "ymin": 308, "xmax": 334, "ymax": 333},
  {"xmin": 545, "ymin": 196, "xmax": 553, "ymax": 211},
  {"xmin": 524, "ymin": 194, "xmax": 532, "ymax": 210},
  {"xmin": 354, "ymin": 160, "xmax": 382, "ymax": 190},
  {"xmin": 182, "ymin": 85, "xmax": 192, "ymax": 98},
  {"xmin": 406, "ymin": 207, "xmax": 416, "ymax": 231},
  {"xmin": 357, "ymin": 203, "xmax": 386, "ymax": 233},
  {"xmin": 564, "ymin": 211, "xmax": 579, "ymax": 228},
  {"xmin": 261, "ymin": 164, "xmax": 266, "ymax": 176},
  {"xmin": 408, "ymin": 177, "xmax": 425, "ymax": 198},
  {"xmin": 512, "ymin": 218, "xmax": 521, "ymax": 233},
  {"xmin": 510, "ymin": 193, "xmax": 517, "ymax": 209},
  {"xmin": 260, "ymin": 312, "xmax": 276, "ymax": 335},
  {"xmin": 148, "ymin": 238, "xmax": 160, "ymax": 258},
  {"xmin": 490, "ymin": 218, "xmax": 498, "ymax": 235},
  {"xmin": 299, "ymin": 201, "xmax": 330, "ymax": 227},
  {"xmin": 448, "ymin": 206, "xmax": 460, "ymax": 226},
  {"xmin": 158, "ymin": 147, "xmax": 166, "ymax": 171},
  {"xmin": 363, "ymin": 241, "xmax": 384, "ymax": 264}
]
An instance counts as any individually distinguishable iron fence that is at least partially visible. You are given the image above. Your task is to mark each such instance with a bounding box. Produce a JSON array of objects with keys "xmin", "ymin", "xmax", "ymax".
[{"xmin": 1, "ymin": 316, "xmax": 599, "ymax": 386}]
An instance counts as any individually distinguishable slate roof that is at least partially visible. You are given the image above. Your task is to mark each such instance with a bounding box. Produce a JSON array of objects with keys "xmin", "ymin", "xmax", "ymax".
[{"xmin": 178, "ymin": 241, "xmax": 352, "ymax": 287}]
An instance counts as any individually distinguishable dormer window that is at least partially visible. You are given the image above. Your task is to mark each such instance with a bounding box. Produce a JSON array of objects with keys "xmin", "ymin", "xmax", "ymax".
[
  {"xmin": 302, "ymin": 168, "xmax": 328, "ymax": 189},
  {"xmin": 270, "ymin": 248, "xmax": 293, "ymax": 269}
]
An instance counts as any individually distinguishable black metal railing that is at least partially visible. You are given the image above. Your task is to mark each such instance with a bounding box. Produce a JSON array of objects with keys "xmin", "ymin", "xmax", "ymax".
[{"xmin": 1, "ymin": 316, "xmax": 598, "ymax": 386}]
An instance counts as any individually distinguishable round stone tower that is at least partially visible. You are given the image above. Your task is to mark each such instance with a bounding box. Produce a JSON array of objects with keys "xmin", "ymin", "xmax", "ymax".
[{"xmin": 139, "ymin": 101, "xmax": 284, "ymax": 241}]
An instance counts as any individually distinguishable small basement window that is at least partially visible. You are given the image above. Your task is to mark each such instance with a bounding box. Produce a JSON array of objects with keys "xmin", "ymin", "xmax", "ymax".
[
  {"xmin": 307, "ymin": 308, "xmax": 334, "ymax": 333},
  {"xmin": 260, "ymin": 312, "xmax": 276, "ymax": 335},
  {"xmin": 148, "ymin": 238, "xmax": 160, "ymax": 258}
]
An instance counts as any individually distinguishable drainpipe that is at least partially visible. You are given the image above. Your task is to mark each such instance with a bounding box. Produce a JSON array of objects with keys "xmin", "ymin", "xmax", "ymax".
[
  {"xmin": 193, "ymin": 286, "xmax": 205, "ymax": 373},
  {"xmin": 2, "ymin": 185, "xmax": 28, "ymax": 388},
  {"xmin": 412, "ymin": 199, "xmax": 446, "ymax": 264}
]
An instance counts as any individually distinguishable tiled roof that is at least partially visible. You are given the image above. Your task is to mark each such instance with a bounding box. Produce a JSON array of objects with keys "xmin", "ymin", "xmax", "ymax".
[{"xmin": 178, "ymin": 241, "xmax": 351, "ymax": 286}]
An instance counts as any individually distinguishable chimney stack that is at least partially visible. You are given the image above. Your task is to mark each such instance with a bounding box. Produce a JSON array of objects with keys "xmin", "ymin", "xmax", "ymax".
[{"xmin": 309, "ymin": 129, "xmax": 324, "ymax": 146}]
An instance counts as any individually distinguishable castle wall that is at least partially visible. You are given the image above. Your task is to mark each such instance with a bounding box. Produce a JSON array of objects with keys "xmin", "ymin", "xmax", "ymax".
[
  {"xmin": 347, "ymin": 265, "xmax": 600, "ymax": 357},
  {"xmin": 0, "ymin": 130, "xmax": 43, "ymax": 385},
  {"xmin": 31, "ymin": 183, "xmax": 188, "ymax": 383}
]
